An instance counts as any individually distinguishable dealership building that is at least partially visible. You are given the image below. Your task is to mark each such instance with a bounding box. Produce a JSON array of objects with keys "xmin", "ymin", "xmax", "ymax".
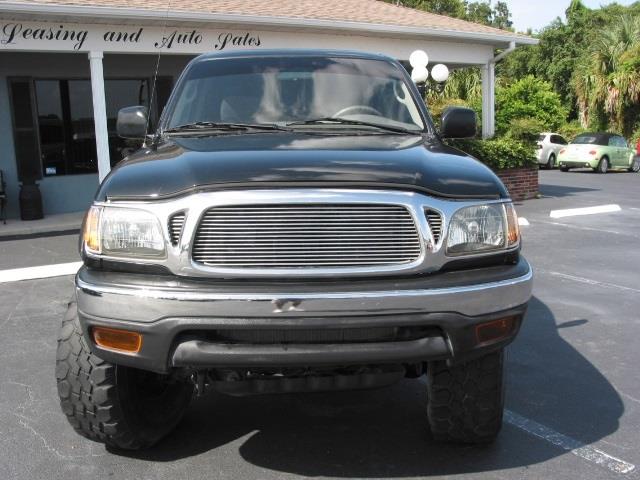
[{"xmin": 0, "ymin": 0, "xmax": 534, "ymax": 219}]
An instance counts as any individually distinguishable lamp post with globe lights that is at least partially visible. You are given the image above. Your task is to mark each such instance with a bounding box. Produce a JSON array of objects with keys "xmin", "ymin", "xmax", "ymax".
[{"xmin": 409, "ymin": 50, "xmax": 450, "ymax": 96}]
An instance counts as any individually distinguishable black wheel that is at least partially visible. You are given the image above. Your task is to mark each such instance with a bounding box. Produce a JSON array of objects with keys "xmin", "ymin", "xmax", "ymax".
[
  {"xmin": 560, "ymin": 166, "xmax": 569, "ymax": 172},
  {"xmin": 629, "ymin": 157, "xmax": 640, "ymax": 173},
  {"xmin": 596, "ymin": 157, "xmax": 609, "ymax": 174},
  {"xmin": 426, "ymin": 349, "xmax": 504, "ymax": 444},
  {"xmin": 546, "ymin": 154, "xmax": 556, "ymax": 170},
  {"xmin": 56, "ymin": 302, "xmax": 193, "ymax": 450}
]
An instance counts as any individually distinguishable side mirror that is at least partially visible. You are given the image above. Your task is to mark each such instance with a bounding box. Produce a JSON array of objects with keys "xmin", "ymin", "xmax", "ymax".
[
  {"xmin": 117, "ymin": 106, "xmax": 149, "ymax": 140},
  {"xmin": 440, "ymin": 107, "xmax": 477, "ymax": 139}
]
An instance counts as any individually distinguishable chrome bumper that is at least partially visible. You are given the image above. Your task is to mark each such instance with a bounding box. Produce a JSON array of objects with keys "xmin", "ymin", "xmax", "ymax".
[
  {"xmin": 75, "ymin": 260, "xmax": 532, "ymax": 372},
  {"xmin": 76, "ymin": 262, "xmax": 533, "ymax": 323}
]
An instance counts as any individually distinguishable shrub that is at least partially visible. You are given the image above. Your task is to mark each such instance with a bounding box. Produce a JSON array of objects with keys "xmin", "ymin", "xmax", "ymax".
[
  {"xmin": 558, "ymin": 120, "xmax": 586, "ymax": 142},
  {"xmin": 496, "ymin": 75, "xmax": 567, "ymax": 133},
  {"xmin": 505, "ymin": 118, "xmax": 547, "ymax": 142},
  {"xmin": 447, "ymin": 136, "xmax": 537, "ymax": 170}
]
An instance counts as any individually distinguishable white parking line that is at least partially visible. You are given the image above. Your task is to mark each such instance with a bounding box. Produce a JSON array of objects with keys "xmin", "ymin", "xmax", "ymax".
[
  {"xmin": 0, "ymin": 262, "xmax": 82, "ymax": 283},
  {"xmin": 518, "ymin": 217, "xmax": 530, "ymax": 226},
  {"xmin": 505, "ymin": 410, "xmax": 635, "ymax": 474},
  {"xmin": 550, "ymin": 204, "xmax": 621, "ymax": 218},
  {"xmin": 537, "ymin": 269, "xmax": 640, "ymax": 294}
]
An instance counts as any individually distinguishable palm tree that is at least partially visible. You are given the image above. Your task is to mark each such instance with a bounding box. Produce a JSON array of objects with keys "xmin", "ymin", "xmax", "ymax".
[
  {"xmin": 437, "ymin": 67, "xmax": 482, "ymax": 102},
  {"xmin": 574, "ymin": 14, "xmax": 640, "ymax": 135}
]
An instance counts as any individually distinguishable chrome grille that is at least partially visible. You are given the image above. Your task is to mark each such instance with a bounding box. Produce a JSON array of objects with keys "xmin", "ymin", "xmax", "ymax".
[
  {"xmin": 169, "ymin": 212, "xmax": 186, "ymax": 245},
  {"xmin": 192, "ymin": 204, "xmax": 422, "ymax": 269},
  {"xmin": 425, "ymin": 210, "xmax": 443, "ymax": 244}
]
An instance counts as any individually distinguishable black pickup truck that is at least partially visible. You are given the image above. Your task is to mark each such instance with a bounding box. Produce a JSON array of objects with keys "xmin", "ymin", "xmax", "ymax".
[{"xmin": 56, "ymin": 49, "xmax": 532, "ymax": 450}]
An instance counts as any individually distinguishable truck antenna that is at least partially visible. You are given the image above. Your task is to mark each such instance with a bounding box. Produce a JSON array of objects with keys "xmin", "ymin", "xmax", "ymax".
[{"xmin": 144, "ymin": 0, "xmax": 173, "ymax": 147}]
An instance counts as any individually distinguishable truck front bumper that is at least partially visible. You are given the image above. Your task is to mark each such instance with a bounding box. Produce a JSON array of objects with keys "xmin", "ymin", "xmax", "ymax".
[{"xmin": 76, "ymin": 258, "xmax": 533, "ymax": 373}]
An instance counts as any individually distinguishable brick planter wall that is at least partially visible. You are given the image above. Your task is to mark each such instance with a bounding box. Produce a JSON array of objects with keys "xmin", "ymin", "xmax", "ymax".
[{"xmin": 495, "ymin": 167, "xmax": 539, "ymax": 201}]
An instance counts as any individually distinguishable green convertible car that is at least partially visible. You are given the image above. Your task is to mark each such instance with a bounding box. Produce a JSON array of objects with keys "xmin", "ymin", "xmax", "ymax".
[{"xmin": 558, "ymin": 132, "xmax": 640, "ymax": 173}]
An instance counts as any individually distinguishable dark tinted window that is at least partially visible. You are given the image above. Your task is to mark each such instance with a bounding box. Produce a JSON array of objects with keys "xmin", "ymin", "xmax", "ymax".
[
  {"xmin": 30, "ymin": 78, "xmax": 172, "ymax": 176},
  {"xmin": 551, "ymin": 135, "xmax": 567, "ymax": 145},
  {"xmin": 573, "ymin": 134, "xmax": 605, "ymax": 145},
  {"xmin": 8, "ymin": 78, "xmax": 42, "ymax": 182}
]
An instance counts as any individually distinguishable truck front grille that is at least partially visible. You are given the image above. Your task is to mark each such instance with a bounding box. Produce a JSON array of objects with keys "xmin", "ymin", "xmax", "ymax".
[{"xmin": 192, "ymin": 204, "xmax": 422, "ymax": 269}]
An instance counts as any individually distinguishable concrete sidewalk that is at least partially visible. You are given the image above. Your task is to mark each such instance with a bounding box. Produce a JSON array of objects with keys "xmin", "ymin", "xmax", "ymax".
[{"xmin": 0, "ymin": 211, "xmax": 84, "ymax": 239}]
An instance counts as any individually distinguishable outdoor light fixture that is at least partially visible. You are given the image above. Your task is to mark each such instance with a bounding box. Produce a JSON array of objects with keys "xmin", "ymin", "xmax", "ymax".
[
  {"xmin": 409, "ymin": 49, "xmax": 450, "ymax": 94},
  {"xmin": 430, "ymin": 63, "xmax": 450, "ymax": 83}
]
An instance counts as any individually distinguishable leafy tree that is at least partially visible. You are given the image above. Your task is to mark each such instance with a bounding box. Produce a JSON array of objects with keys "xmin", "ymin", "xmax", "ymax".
[
  {"xmin": 495, "ymin": 76, "xmax": 567, "ymax": 133},
  {"xmin": 464, "ymin": 1, "xmax": 512, "ymax": 29},
  {"xmin": 465, "ymin": 1, "xmax": 493, "ymax": 25},
  {"xmin": 573, "ymin": 13, "xmax": 640, "ymax": 135},
  {"xmin": 385, "ymin": 0, "xmax": 513, "ymax": 28},
  {"xmin": 492, "ymin": 1, "xmax": 513, "ymax": 30}
]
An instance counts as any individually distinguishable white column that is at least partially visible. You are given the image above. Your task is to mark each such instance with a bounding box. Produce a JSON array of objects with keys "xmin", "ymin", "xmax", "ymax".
[
  {"xmin": 481, "ymin": 63, "xmax": 491, "ymax": 139},
  {"xmin": 488, "ymin": 62, "xmax": 496, "ymax": 138},
  {"xmin": 88, "ymin": 51, "xmax": 111, "ymax": 182}
]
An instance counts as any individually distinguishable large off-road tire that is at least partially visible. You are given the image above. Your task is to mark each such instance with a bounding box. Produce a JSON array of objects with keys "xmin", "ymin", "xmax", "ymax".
[
  {"xmin": 426, "ymin": 349, "xmax": 504, "ymax": 444},
  {"xmin": 55, "ymin": 302, "xmax": 193, "ymax": 450}
]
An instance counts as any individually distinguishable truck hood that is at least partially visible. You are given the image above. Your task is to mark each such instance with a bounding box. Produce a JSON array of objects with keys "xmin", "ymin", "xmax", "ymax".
[{"xmin": 96, "ymin": 132, "xmax": 508, "ymax": 201}]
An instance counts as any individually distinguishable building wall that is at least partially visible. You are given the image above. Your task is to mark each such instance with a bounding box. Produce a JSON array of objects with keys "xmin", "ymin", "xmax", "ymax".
[{"xmin": 0, "ymin": 51, "xmax": 192, "ymax": 218}]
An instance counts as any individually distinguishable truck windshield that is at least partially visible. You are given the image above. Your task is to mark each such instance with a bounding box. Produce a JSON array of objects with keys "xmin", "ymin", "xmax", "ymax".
[{"xmin": 165, "ymin": 56, "xmax": 426, "ymax": 133}]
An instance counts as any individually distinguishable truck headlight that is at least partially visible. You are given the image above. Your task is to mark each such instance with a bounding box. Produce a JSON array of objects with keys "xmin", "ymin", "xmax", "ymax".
[
  {"xmin": 83, "ymin": 206, "xmax": 165, "ymax": 258},
  {"xmin": 446, "ymin": 203, "xmax": 519, "ymax": 255}
]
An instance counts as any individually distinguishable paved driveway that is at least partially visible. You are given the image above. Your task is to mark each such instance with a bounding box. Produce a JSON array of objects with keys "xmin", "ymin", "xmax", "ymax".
[{"xmin": 1, "ymin": 169, "xmax": 639, "ymax": 480}]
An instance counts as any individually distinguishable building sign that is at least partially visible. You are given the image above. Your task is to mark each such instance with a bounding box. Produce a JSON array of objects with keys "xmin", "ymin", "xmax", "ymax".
[
  {"xmin": 0, "ymin": 18, "xmax": 493, "ymax": 65},
  {"xmin": 0, "ymin": 20, "xmax": 262, "ymax": 53}
]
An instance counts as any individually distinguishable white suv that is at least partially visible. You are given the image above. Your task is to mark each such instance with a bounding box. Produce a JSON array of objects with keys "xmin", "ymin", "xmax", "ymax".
[{"xmin": 537, "ymin": 133, "xmax": 568, "ymax": 169}]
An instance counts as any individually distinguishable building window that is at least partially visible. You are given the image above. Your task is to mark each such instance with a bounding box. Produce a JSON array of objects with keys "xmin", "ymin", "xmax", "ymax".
[
  {"xmin": 34, "ymin": 78, "xmax": 161, "ymax": 176},
  {"xmin": 9, "ymin": 76, "xmax": 172, "ymax": 181}
]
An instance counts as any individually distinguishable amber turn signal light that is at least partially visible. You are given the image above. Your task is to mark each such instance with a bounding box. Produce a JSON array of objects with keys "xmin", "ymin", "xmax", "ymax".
[
  {"xmin": 475, "ymin": 316, "xmax": 515, "ymax": 345},
  {"xmin": 83, "ymin": 206, "xmax": 102, "ymax": 253},
  {"xmin": 92, "ymin": 327, "xmax": 142, "ymax": 353},
  {"xmin": 505, "ymin": 203, "xmax": 520, "ymax": 246}
]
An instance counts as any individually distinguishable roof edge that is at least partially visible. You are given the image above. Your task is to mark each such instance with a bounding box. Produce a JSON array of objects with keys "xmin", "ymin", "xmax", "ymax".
[{"xmin": 0, "ymin": 2, "xmax": 539, "ymax": 46}]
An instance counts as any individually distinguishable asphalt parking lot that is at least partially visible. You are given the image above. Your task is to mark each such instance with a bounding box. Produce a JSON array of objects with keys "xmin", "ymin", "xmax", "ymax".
[{"xmin": 1, "ymin": 169, "xmax": 639, "ymax": 480}]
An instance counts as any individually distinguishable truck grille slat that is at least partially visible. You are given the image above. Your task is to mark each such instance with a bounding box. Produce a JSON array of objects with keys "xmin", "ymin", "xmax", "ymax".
[
  {"xmin": 193, "ymin": 204, "xmax": 422, "ymax": 269},
  {"xmin": 425, "ymin": 210, "xmax": 443, "ymax": 244},
  {"xmin": 168, "ymin": 212, "xmax": 186, "ymax": 245}
]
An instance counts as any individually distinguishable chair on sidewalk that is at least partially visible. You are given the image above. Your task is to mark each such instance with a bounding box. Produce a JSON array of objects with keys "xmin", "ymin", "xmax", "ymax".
[{"xmin": 0, "ymin": 170, "xmax": 6, "ymax": 224}]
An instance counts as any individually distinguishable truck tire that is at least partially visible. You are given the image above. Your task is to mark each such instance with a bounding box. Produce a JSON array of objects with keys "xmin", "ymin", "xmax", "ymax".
[
  {"xmin": 55, "ymin": 302, "xmax": 193, "ymax": 450},
  {"xmin": 426, "ymin": 349, "xmax": 504, "ymax": 443}
]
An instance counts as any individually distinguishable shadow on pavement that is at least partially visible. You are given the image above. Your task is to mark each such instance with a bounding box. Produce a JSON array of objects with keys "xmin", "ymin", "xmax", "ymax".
[
  {"xmin": 539, "ymin": 183, "xmax": 599, "ymax": 198},
  {"xmin": 117, "ymin": 296, "xmax": 623, "ymax": 477}
]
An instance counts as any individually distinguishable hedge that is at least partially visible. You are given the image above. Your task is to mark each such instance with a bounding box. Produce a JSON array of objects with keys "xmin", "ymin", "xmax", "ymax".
[{"xmin": 446, "ymin": 137, "xmax": 538, "ymax": 171}]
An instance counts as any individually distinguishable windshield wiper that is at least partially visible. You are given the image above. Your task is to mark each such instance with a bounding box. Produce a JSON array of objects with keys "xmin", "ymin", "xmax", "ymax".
[
  {"xmin": 286, "ymin": 117, "xmax": 417, "ymax": 134},
  {"xmin": 163, "ymin": 121, "xmax": 289, "ymax": 134}
]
